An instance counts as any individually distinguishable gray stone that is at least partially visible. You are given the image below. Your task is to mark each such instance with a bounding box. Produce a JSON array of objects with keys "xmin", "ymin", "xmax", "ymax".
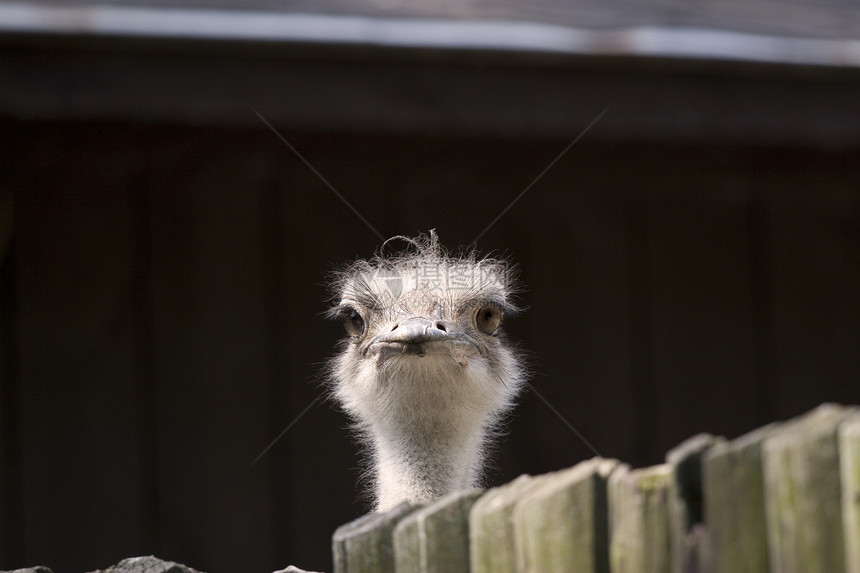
[
  {"xmin": 272, "ymin": 566, "xmax": 324, "ymax": 573},
  {"xmin": 2, "ymin": 568, "xmax": 54, "ymax": 573},
  {"xmin": 88, "ymin": 556, "xmax": 203, "ymax": 573}
]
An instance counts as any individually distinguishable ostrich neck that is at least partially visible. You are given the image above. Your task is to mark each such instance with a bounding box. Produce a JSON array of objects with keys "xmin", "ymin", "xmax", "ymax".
[{"xmin": 371, "ymin": 402, "xmax": 488, "ymax": 512}]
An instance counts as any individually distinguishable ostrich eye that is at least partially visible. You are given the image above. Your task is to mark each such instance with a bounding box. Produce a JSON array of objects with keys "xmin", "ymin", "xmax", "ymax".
[
  {"xmin": 342, "ymin": 308, "xmax": 366, "ymax": 337},
  {"xmin": 475, "ymin": 306, "xmax": 502, "ymax": 335}
]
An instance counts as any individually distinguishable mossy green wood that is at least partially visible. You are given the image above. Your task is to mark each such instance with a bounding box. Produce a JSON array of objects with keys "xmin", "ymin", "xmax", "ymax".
[
  {"xmin": 763, "ymin": 403, "xmax": 856, "ymax": 573},
  {"xmin": 514, "ymin": 458, "xmax": 619, "ymax": 573},
  {"xmin": 469, "ymin": 473, "xmax": 553, "ymax": 573},
  {"xmin": 333, "ymin": 503, "xmax": 417, "ymax": 573},
  {"xmin": 393, "ymin": 489, "xmax": 482, "ymax": 573},
  {"xmin": 702, "ymin": 423, "xmax": 778, "ymax": 573},
  {"xmin": 840, "ymin": 413, "xmax": 860, "ymax": 573},
  {"xmin": 609, "ymin": 463, "xmax": 673, "ymax": 573},
  {"xmin": 666, "ymin": 433, "xmax": 721, "ymax": 573}
]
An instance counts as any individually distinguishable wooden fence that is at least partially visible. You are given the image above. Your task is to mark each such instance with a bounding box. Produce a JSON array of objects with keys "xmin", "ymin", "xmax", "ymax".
[{"xmin": 331, "ymin": 403, "xmax": 860, "ymax": 573}]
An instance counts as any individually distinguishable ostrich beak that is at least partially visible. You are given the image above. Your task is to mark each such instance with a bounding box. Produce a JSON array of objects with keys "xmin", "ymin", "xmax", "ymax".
[{"xmin": 365, "ymin": 317, "xmax": 479, "ymax": 363}]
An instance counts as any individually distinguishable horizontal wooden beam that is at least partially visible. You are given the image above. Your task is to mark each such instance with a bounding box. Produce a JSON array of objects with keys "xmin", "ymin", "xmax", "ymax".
[
  {"xmin": 2, "ymin": 3, "xmax": 860, "ymax": 66},
  {"xmin": 2, "ymin": 30, "xmax": 860, "ymax": 146}
]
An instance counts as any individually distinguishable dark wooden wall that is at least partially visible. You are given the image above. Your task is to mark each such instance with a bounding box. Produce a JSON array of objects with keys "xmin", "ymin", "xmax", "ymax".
[{"xmin": 2, "ymin": 37, "xmax": 860, "ymax": 573}]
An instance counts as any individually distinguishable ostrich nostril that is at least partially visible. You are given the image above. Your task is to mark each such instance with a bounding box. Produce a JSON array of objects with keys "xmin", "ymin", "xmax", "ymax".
[
  {"xmin": 390, "ymin": 323, "xmax": 399, "ymax": 331},
  {"xmin": 435, "ymin": 322, "xmax": 447, "ymax": 332}
]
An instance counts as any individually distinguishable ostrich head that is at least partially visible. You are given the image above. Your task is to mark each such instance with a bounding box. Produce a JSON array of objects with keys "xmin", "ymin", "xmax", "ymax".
[{"xmin": 327, "ymin": 232, "xmax": 525, "ymax": 511}]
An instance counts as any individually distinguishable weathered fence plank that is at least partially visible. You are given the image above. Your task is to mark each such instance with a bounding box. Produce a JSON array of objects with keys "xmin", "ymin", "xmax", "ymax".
[
  {"xmin": 609, "ymin": 463, "xmax": 673, "ymax": 573},
  {"xmin": 333, "ymin": 503, "xmax": 417, "ymax": 573},
  {"xmin": 392, "ymin": 489, "xmax": 481, "ymax": 573},
  {"xmin": 609, "ymin": 464, "xmax": 672, "ymax": 573},
  {"xmin": 666, "ymin": 433, "xmax": 721, "ymax": 573},
  {"xmin": 762, "ymin": 403, "xmax": 856, "ymax": 573},
  {"xmin": 470, "ymin": 474, "xmax": 552, "ymax": 573},
  {"xmin": 514, "ymin": 457, "xmax": 619, "ymax": 573},
  {"xmin": 328, "ymin": 403, "xmax": 860, "ymax": 573},
  {"xmin": 702, "ymin": 423, "xmax": 779, "ymax": 573},
  {"xmin": 841, "ymin": 413, "xmax": 860, "ymax": 573}
]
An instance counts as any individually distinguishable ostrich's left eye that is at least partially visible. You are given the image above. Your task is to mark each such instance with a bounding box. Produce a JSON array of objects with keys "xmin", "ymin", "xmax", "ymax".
[
  {"xmin": 475, "ymin": 306, "xmax": 502, "ymax": 335},
  {"xmin": 343, "ymin": 308, "xmax": 366, "ymax": 337}
]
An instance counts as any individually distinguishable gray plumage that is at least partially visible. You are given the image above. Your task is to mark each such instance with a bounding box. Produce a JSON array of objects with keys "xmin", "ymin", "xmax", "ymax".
[{"xmin": 327, "ymin": 232, "xmax": 525, "ymax": 511}]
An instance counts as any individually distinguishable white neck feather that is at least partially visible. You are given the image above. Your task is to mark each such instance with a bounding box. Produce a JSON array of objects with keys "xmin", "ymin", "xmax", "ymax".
[
  {"xmin": 335, "ymin": 351, "xmax": 518, "ymax": 511},
  {"xmin": 371, "ymin": 402, "xmax": 488, "ymax": 511}
]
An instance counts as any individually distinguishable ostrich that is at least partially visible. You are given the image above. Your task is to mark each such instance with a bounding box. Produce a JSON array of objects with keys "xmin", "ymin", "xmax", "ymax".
[{"xmin": 327, "ymin": 232, "xmax": 526, "ymax": 511}]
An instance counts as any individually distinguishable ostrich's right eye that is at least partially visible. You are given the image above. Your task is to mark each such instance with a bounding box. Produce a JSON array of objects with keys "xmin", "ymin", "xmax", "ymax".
[
  {"xmin": 475, "ymin": 306, "xmax": 502, "ymax": 335},
  {"xmin": 343, "ymin": 308, "xmax": 366, "ymax": 337}
]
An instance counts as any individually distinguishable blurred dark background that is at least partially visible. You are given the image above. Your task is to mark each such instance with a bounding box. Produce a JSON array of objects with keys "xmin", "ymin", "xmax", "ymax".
[{"xmin": 2, "ymin": 2, "xmax": 860, "ymax": 572}]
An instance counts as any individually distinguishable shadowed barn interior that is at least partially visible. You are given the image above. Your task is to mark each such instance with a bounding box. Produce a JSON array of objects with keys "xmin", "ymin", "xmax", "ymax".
[{"xmin": 2, "ymin": 1, "xmax": 860, "ymax": 572}]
